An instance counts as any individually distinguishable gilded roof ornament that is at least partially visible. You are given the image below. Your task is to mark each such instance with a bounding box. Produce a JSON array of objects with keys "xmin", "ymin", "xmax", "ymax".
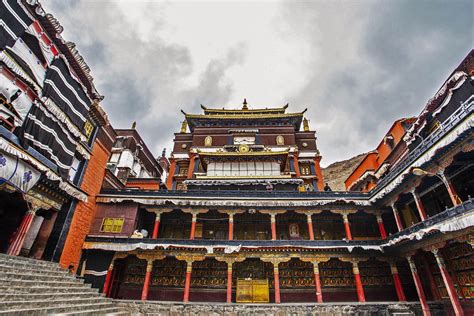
[
  {"xmin": 303, "ymin": 117, "xmax": 310, "ymax": 131},
  {"xmin": 180, "ymin": 120, "xmax": 188, "ymax": 133},
  {"xmin": 242, "ymin": 98, "xmax": 248, "ymax": 110}
]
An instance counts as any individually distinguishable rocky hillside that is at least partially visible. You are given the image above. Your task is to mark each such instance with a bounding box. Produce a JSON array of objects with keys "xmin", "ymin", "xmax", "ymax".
[{"xmin": 321, "ymin": 153, "xmax": 367, "ymax": 191}]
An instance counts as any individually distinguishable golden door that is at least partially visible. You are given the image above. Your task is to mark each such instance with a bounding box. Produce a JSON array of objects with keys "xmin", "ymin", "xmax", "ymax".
[{"xmin": 236, "ymin": 279, "xmax": 269, "ymax": 303}]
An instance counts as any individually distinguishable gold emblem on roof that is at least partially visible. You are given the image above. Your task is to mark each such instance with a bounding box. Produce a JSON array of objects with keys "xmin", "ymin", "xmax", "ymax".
[{"xmin": 239, "ymin": 144, "xmax": 250, "ymax": 153}]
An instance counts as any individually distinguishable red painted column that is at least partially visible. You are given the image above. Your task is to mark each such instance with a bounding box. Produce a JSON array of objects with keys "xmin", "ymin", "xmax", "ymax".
[
  {"xmin": 7, "ymin": 209, "xmax": 36, "ymax": 256},
  {"xmin": 103, "ymin": 260, "xmax": 114, "ymax": 296},
  {"xmin": 407, "ymin": 256, "xmax": 431, "ymax": 316},
  {"xmin": 226, "ymin": 262, "xmax": 233, "ymax": 303},
  {"xmin": 352, "ymin": 261, "xmax": 365, "ymax": 302},
  {"xmin": 376, "ymin": 215, "xmax": 387, "ymax": 239},
  {"xmin": 307, "ymin": 214, "xmax": 314, "ymax": 241},
  {"xmin": 293, "ymin": 154, "xmax": 301, "ymax": 178},
  {"xmin": 391, "ymin": 203, "xmax": 404, "ymax": 231},
  {"xmin": 152, "ymin": 212, "xmax": 161, "ymax": 239},
  {"xmin": 187, "ymin": 154, "xmax": 196, "ymax": 179},
  {"xmin": 390, "ymin": 262, "xmax": 407, "ymax": 301},
  {"xmin": 228, "ymin": 213, "xmax": 234, "ymax": 241},
  {"xmin": 274, "ymin": 264, "xmax": 281, "ymax": 303},
  {"xmin": 440, "ymin": 172, "xmax": 461, "ymax": 206},
  {"xmin": 189, "ymin": 213, "xmax": 197, "ymax": 240},
  {"xmin": 270, "ymin": 214, "xmax": 277, "ymax": 240},
  {"xmin": 420, "ymin": 255, "xmax": 441, "ymax": 300},
  {"xmin": 342, "ymin": 214, "xmax": 352, "ymax": 241},
  {"xmin": 432, "ymin": 250, "xmax": 464, "ymax": 316},
  {"xmin": 183, "ymin": 261, "xmax": 192, "ymax": 303},
  {"xmin": 313, "ymin": 261, "xmax": 323, "ymax": 303},
  {"xmin": 412, "ymin": 190, "xmax": 428, "ymax": 221},
  {"xmin": 141, "ymin": 260, "xmax": 153, "ymax": 300},
  {"xmin": 166, "ymin": 158, "xmax": 176, "ymax": 190}
]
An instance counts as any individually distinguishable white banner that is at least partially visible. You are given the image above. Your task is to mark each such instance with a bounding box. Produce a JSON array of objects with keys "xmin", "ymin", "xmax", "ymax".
[{"xmin": 0, "ymin": 150, "xmax": 41, "ymax": 192}]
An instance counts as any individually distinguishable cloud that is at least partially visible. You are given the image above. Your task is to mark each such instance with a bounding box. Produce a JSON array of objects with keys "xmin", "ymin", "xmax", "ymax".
[
  {"xmin": 46, "ymin": 0, "xmax": 473, "ymax": 166},
  {"xmin": 47, "ymin": 0, "xmax": 245, "ymax": 156},
  {"xmin": 280, "ymin": 0, "xmax": 473, "ymax": 166}
]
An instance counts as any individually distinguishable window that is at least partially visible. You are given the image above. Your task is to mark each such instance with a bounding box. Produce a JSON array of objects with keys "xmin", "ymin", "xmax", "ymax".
[
  {"xmin": 300, "ymin": 164, "xmax": 311, "ymax": 176},
  {"xmin": 100, "ymin": 218, "xmax": 124, "ymax": 233},
  {"xmin": 109, "ymin": 152, "xmax": 120, "ymax": 163},
  {"xmin": 68, "ymin": 156, "xmax": 81, "ymax": 182},
  {"xmin": 114, "ymin": 137, "xmax": 124, "ymax": 148}
]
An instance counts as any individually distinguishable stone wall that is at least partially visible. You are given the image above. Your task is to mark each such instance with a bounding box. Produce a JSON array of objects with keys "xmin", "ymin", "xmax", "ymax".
[{"xmin": 117, "ymin": 301, "xmax": 444, "ymax": 316}]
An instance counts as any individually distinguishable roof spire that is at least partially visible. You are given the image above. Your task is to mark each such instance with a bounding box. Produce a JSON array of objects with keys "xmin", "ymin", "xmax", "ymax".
[
  {"xmin": 303, "ymin": 117, "xmax": 310, "ymax": 131},
  {"xmin": 242, "ymin": 98, "xmax": 248, "ymax": 110},
  {"xmin": 131, "ymin": 121, "xmax": 137, "ymax": 129}
]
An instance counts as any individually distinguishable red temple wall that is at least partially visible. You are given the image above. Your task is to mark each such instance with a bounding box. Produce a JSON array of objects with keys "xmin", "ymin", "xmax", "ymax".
[{"xmin": 89, "ymin": 202, "xmax": 139, "ymax": 237}]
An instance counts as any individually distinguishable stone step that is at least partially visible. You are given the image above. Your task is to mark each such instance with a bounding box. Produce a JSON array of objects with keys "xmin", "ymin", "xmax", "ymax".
[
  {"xmin": 0, "ymin": 271, "xmax": 76, "ymax": 282},
  {"xmin": 0, "ymin": 285, "xmax": 98, "ymax": 294},
  {"xmin": 0, "ymin": 278, "xmax": 91, "ymax": 288},
  {"xmin": 0, "ymin": 254, "xmax": 62, "ymax": 269},
  {"xmin": 0, "ymin": 302, "xmax": 122, "ymax": 315},
  {"xmin": 0, "ymin": 264, "xmax": 70, "ymax": 277},
  {"xmin": 0, "ymin": 291, "xmax": 104, "ymax": 301},
  {"xmin": 56, "ymin": 307, "xmax": 130, "ymax": 315},
  {"xmin": 0, "ymin": 262, "xmax": 65, "ymax": 274},
  {"xmin": 0, "ymin": 297, "xmax": 110, "ymax": 310}
]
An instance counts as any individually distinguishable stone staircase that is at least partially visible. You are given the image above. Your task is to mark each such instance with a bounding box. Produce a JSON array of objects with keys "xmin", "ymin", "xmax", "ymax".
[{"xmin": 0, "ymin": 253, "xmax": 128, "ymax": 315}]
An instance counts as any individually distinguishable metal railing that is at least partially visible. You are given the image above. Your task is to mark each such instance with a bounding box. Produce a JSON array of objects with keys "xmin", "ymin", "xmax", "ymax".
[{"xmin": 370, "ymin": 96, "xmax": 473, "ymax": 197}]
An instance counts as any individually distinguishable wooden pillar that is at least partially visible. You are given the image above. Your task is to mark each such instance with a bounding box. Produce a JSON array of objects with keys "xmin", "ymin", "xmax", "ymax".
[
  {"xmin": 7, "ymin": 209, "xmax": 37, "ymax": 256},
  {"xmin": 226, "ymin": 261, "xmax": 233, "ymax": 303},
  {"xmin": 420, "ymin": 254, "xmax": 441, "ymax": 300},
  {"xmin": 439, "ymin": 171, "xmax": 461, "ymax": 206},
  {"xmin": 432, "ymin": 250, "xmax": 464, "ymax": 316},
  {"xmin": 183, "ymin": 260, "xmax": 192, "ymax": 303},
  {"xmin": 190, "ymin": 213, "xmax": 197, "ymax": 240},
  {"xmin": 412, "ymin": 190, "xmax": 428, "ymax": 221},
  {"xmin": 270, "ymin": 213, "xmax": 277, "ymax": 240},
  {"xmin": 141, "ymin": 260, "xmax": 153, "ymax": 300},
  {"xmin": 228, "ymin": 213, "xmax": 234, "ymax": 241},
  {"xmin": 391, "ymin": 203, "xmax": 404, "ymax": 232},
  {"xmin": 273, "ymin": 263, "xmax": 281, "ymax": 303},
  {"xmin": 390, "ymin": 262, "xmax": 406, "ymax": 301},
  {"xmin": 342, "ymin": 213, "xmax": 352, "ymax": 241},
  {"xmin": 313, "ymin": 261, "xmax": 323, "ymax": 303},
  {"xmin": 407, "ymin": 256, "xmax": 431, "ymax": 316},
  {"xmin": 294, "ymin": 154, "xmax": 301, "ymax": 177},
  {"xmin": 187, "ymin": 154, "xmax": 196, "ymax": 179},
  {"xmin": 152, "ymin": 212, "xmax": 161, "ymax": 239},
  {"xmin": 313, "ymin": 156, "xmax": 325, "ymax": 191},
  {"xmin": 166, "ymin": 158, "xmax": 176, "ymax": 190},
  {"xmin": 376, "ymin": 215, "xmax": 387, "ymax": 239},
  {"xmin": 307, "ymin": 214, "xmax": 314, "ymax": 241},
  {"xmin": 352, "ymin": 261, "xmax": 365, "ymax": 302},
  {"xmin": 103, "ymin": 260, "xmax": 114, "ymax": 296}
]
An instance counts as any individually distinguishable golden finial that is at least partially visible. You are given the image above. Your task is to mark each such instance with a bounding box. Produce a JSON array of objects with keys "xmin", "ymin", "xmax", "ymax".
[
  {"xmin": 242, "ymin": 98, "xmax": 248, "ymax": 110},
  {"xmin": 303, "ymin": 117, "xmax": 310, "ymax": 131},
  {"xmin": 131, "ymin": 121, "xmax": 137, "ymax": 129},
  {"xmin": 180, "ymin": 120, "xmax": 188, "ymax": 133}
]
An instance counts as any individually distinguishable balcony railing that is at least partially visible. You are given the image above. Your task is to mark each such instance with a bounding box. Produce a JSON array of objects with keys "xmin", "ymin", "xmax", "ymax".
[
  {"xmin": 371, "ymin": 95, "xmax": 474, "ymax": 197},
  {"xmin": 385, "ymin": 197, "xmax": 474, "ymax": 243}
]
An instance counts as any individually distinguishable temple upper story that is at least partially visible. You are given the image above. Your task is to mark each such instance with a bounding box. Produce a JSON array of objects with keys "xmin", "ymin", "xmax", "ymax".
[{"xmin": 169, "ymin": 100, "xmax": 324, "ymax": 191}]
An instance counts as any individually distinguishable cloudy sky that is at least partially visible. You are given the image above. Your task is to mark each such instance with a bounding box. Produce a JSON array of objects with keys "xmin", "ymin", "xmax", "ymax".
[{"xmin": 48, "ymin": 0, "xmax": 472, "ymax": 167}]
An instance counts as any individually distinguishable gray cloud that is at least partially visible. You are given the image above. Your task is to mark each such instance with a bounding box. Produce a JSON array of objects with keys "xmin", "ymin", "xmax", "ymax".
[
  {"xmin": 47, "ymin": 0, "xmax": 245, "ymax": 156},
  {"xmin": 47, "ymin": 0, "xmax": 472, "ymax": 166},
  {"xmin": 280, "ymin": 0, "xmax": 472, "ymax": 166}
]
